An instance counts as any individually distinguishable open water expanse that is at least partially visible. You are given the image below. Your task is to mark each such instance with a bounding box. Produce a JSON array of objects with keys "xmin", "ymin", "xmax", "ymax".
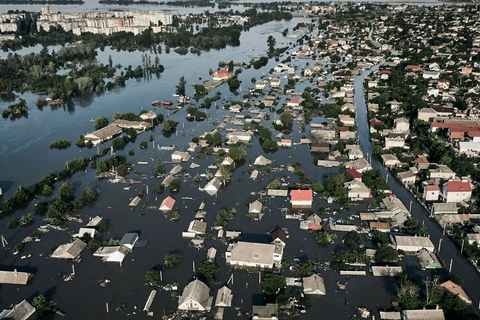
[{"xmin": 0, "ymin": 10, "xmax": 478, "ymax": 320}]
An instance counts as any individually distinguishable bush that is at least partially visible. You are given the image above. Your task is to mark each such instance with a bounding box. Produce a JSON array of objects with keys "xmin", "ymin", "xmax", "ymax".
[
  {"xmin": 19, "ymin": 213, "xmax": 34, "ymax": 226},
  {"xmin": 49, "ymin": 140, "xmax": 71, "ymax": 150},
  {"xmin": 7, "ymin": 219, "xmax": 19, "ymax": 229},
  {"xmin": 145, "ymin": 269, "xmax": 162, "ymax": 285},
  {"xmin": 198, "ymin": 260, "xmax": 219, "ymax": 280},
  {"xmin": 164, "ymin": 253, "xmax": 182, "ymax": 268}
]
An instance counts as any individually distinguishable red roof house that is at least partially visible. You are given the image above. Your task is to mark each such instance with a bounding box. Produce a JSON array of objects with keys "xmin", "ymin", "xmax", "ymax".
[
  {"xmin": 346, "ymin": 168, "xmax": 363, "ymax": 180},
  {"xmin": 159, "ymin": 196, "xmax": 176, "ymax": 212},
  {"xmin": 442, "ymin": 181, "xmax": 472, "ymax": 203},
  {"xmin": 290, "ymin": 189, "xmax": 313, "ymax": 208},
  {"xmin": 212, "ymin": 69, "xmax": 231, "ymax": 81}
]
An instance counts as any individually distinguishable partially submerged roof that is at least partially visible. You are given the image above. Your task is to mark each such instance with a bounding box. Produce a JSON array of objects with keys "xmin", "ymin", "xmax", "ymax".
[
  {"xmin": 2, "ymin": 299, "xmax": 35, "ymax": 320},
  {"xmin": 119, "ymin": 232, "xmax": 139, "ymax": 249},
  {"xmin": 215, "ymin": 286, "xmax": 233, "ymax": 307},
  {"xmin": 303, "ymin": 274, "xmax": 325, "ymax": 295},
  {"xmin": 402, "ymin": 309, "xmax": 445, "ymax": 320},
  {"xmin": 51, "ymin": 239, "xmax": 86, "ymax": 259},
  {"xmin": 178, "ymin": 279, "xmax": 212, "ymax": 310},
  {"xmin": 0, "ymin": 270, "xmax": 32, "ymax": 285},
  {"xmin": 254, "ymin": 155, "xmax": 272, "ymax": 166},
  {"xmin": 252, "ymin": 303, "xmax": 277, "ymax": 319}
]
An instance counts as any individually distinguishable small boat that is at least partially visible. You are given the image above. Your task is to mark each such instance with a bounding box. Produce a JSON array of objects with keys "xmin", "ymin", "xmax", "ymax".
[
  {"xmin": 131, "ymin": 180, "xmax": 142, "ymax": 184},
  {"xmin": 151, "ymin": 101, "xmax": 162, "ymax": 106},
  {"xmin": 165, "ymin": 105, "xmax": 182, "ymax": 110},
  {"xmin": 162, "ymin": 100, "xmax": 173, "ymax": 106}
]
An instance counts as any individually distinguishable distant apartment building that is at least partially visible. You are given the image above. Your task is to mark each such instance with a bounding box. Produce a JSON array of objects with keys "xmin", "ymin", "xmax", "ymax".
[{"xmin": 37, "ymin": 5, "xmax": 173, "ymax": 35}]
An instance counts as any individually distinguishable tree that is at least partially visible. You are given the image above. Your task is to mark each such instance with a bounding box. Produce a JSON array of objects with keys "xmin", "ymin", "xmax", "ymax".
[
  {"xmin": 343, "ymin": 231, "xmax": 364, "ymax": 249},
  {"xmin": 19, "ymin": 213, "xmax": 34, "ymax": 226},
  {"xmin": 372, "ymin": 230, "xmax": 389, "ymax": 245},
  {"xmin": 397, "ymin": 276, "xmax": 420, "ymax": 309},
  {"xmin": 42, "ymin": 184, "xmax": 53, "ymax": 196},
  {"xmin": 402, "ymin": 218, "xmax": 427, "ymax": 236},
  {"xmin": 145, "ymin": 268, "xmax": 162, "ymax": 285},
  {"xmin": 164, "ymin": 253, "xmax": 182, "ymax": 268},
  {"xmin": 228, "ymin": 77, "xmax": 240, "ymax": 92},
  {"xmin": 262, "ymin": 139, "xmax": 278, "ymax": 152},
  {"xmin": 176, "ymin": 76, "xmax": 186, "ymax": 97},
  {"xmin": 374, "ymin": 245, "xmax": 399, "ymax": 263},
  {"xmin": 228, "ymin": 145, "xmax": 246, "ymax": 161},
  {"xmin": 280, "ymin": 112, "xmax": 293, "ymax": 129},
  {"xmin": 59, "ymin": 182, "xmax": 74, "ymax": 202},
  {"xmin": 315, "ymin": 229, "xmax": 337, "ymax": 245},
  {"xmin": 162, "ymin": 120, "xmax": 178, "ymax": 133},
  {"xmin": 198, "ymin": 260, "xmax": 219, "ymax": 280},
  {"xmin": 261, "ymin": 273, "xmax": 286, "ymax": 295},
  {"xmin": 95, "ymin": 116, "xmax": 109, "ymax": 130},
  {"xmin": 81, "ymin": 188, "xmax": 98, "ymax": 204},
  {"xmin": 32, "ymin": 295, "xmax": 48, "ymax": 316},
  {"xmin": 267, "ymin": 179, "xmax": 281, "ymax": 189},
  {"xmin": 154, "ymin": 164, "xmax": 165, "ymax": 176},
  {"xmin": 297, "ymin": 260, "xmax": 315, "ymax": 277},
  {"xmin": 194, "ymin": 84, "xmax": 207, "ymax": 101},
  {"xmin": 311, "ymin": 182, "xmax": 323, "ymax": 193}
]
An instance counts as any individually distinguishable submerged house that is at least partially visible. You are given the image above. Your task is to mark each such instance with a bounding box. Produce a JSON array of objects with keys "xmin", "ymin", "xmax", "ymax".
[
  {"xmin": 252, "ymin": 303, "xmax": 278, "ymax": 320},
  {"xmin": 0, "ymin": 300, "xmax": 36, "ymax": 320},
  {"xmin": 0, "ymin": 269, "xmax": 32, "ymax": 285},
  {"xmin": 178, "ymin": 279, "xmax": 213, "ymax": 312},
  {"xmin": 290, "ymin": 189, "xmax": 313, "ymax": 208},
  {"xmin": 51, "ymin": 239, "xmax": 86, "ymax": 259},
  {"xmin": 84, "ymin": 124, "xmax": 122, "ymax": 146},
  {"xmin": 300, "ymin": 214, "xmax": 322, "ymax": 230},
  {"xmin": 93, "ymin": 246, "xmax": 130, "ymax": 263},
  {"xmin": 159, "ymin": 196, "xmax": 176, "ymax": 212},
  {"xmin": 302, "ymin": 274, "xmax": 326, "ymax": 295},
  {"xmin": 226, "ymin": 241, "xmax": 283, "ymax": 269},
  {"xmin": 214, "ymin": 286, "xmax": 233, "ymax": 307},
  {"xmin": 417, "ymin": 248, "xmax": 442, "ymax": 269},
  {"xmin": 204, "ymin": 177, "xmax": 222, "ymax": 196},
  {"xmin": 249, "ymin": 200, "xmax": 263, "ymax": 214}
]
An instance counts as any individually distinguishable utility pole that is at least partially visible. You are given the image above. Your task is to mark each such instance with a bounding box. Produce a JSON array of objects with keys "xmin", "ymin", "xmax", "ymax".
[
  {"xmin": 461, "ymin": 239, "xmax": 465, "ymax": 254},
  {"xmin": 438, "ymin": 238, "xmax": 443, "ymax": 253},
  {"xmin": 449, "ymin": 258, "xmax": 453, "ymax": 273}
]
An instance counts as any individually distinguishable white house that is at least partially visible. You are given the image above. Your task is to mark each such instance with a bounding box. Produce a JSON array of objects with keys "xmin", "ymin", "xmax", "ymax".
[
  {"xmin": 226, "ymin": 241, "xmax": 283, "ymax": 269},
  {"xmin": 423, "ymin": 185, "xmax": 440, "ymax": 201},
  {"xmin": 393, "ymin": 235, "xmax": 435, "ymax": 253},
  {"xmin": 441, "ymin": 180, "xmax": 472, "ymax": 203},
  {"xmin": 204, "ymin": 177, "xmax": 222, "ymax": 196}
]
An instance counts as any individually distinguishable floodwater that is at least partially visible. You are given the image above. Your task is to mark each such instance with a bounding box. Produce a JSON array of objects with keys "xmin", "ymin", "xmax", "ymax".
[{"xmin": 0, "ymin": 13, "xmax": 474, "ymax": 320}]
